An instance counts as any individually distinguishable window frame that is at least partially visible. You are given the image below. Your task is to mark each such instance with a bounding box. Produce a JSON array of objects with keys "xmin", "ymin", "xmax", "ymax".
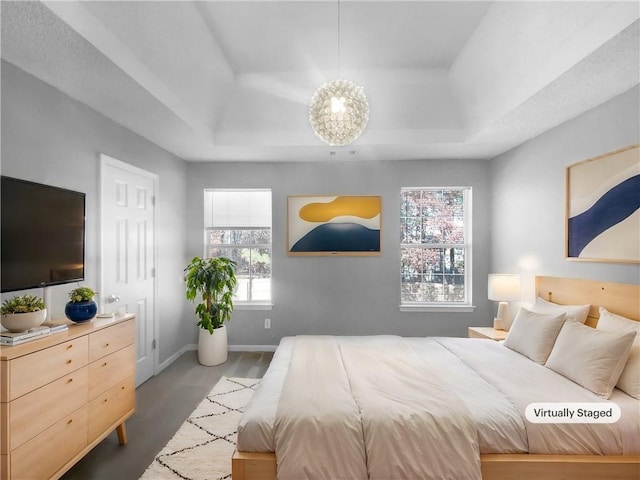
[
  {"xmin": 399, "ymin": 186, "xmax": 474, "ymax": 312},
  {"xmin": 204, "ymin": 188, "xmax": 273, "ymax": 309}
]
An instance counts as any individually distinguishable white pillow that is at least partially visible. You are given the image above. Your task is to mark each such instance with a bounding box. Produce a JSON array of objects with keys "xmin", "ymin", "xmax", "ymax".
[
  {"xmin": 503, "ymin": 308, "xmax": 566, "ymax": 364},
  {"xmin": 531, "ymin": 297, "xmax": 591, "ymax": 323},
  {"xmin": 596, "ymin": 307, "xmax": 640, "ymax": 399},
  {"xmin": 545, "ymin": 321, "xmax": 636, "ymax": 398},
  {"xmin": 530, "ymin": 297, "xmax": 590, "ymax": 324}
]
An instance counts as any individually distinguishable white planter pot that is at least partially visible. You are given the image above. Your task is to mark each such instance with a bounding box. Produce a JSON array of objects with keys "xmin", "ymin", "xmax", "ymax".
[
  {"xmin": 1, "ymin": 309, "xmax": 47, "ymax": 332},
  {"xmin": 198, "ymin": 325, "xmax": 228, "ymax": 366}
]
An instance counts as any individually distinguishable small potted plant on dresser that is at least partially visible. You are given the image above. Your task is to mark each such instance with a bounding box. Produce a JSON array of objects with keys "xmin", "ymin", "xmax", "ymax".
[
  {"xmin": 184, "ymin": 256, "xmax": 237, "ymax": 366},
  {"xmin": 65, "ymin": 287, "xmax": 98, "ymax": 323},
  {"xmin": 0, "ymin": 294, "xmax": 47, "ymax": 332}
]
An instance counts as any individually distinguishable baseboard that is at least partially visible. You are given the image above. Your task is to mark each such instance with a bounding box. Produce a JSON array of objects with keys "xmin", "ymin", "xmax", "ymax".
[
  {"xmin": 229, "ymin": 344, "xmax": 278, "ymax": 353},
  {"xmin": 157, "ymin": 343, "xmax": 276, "ymax": 373},
  {"xmin": 157, "ymin": 343, "xmax": 197, "ymax": 373}
]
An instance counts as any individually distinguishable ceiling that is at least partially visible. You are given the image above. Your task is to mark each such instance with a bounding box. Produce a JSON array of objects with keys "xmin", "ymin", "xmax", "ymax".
[{"xmin": 1, "ymin": 1, "xmax": 639, "ymax": 162}]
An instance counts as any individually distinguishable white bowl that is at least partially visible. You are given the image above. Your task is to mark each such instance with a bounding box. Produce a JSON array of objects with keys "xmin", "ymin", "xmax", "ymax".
[{"xmin": 1, "ymin": 309, "xmax": 47, "ymax": 332}]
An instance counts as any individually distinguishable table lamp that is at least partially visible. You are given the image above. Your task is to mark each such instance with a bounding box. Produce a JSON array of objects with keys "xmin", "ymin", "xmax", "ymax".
[{"xmin": 488, "ymin": 274, "xmax": 520, "ymax": 330}]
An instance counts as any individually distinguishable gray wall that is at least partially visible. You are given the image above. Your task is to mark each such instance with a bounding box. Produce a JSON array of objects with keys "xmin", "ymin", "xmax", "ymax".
[
  {"xmin": 1, "ymin": 61, "xmax": 190, "ymax": 364},
  {"xmin": 186, "ymin": 159, "xmax": 493, "ymax": 346},
  {"xmin": 6, "ymin": 57, "xmax": 636, "ymax": 358},
  {"xmin": 491, "ymin": 85, "xmax": 640, "ymax": 302}
]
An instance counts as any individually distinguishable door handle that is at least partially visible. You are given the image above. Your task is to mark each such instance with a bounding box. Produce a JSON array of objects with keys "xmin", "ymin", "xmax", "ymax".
[{"xmin": 106, "ymin": 294, "xmax": 121, "ymax": 304}]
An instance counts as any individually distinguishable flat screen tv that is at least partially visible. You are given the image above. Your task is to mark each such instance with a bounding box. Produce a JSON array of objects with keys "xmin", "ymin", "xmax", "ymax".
[{"xmin": 1, "ymin": 176, "xmax": 86, "ymax": 292}]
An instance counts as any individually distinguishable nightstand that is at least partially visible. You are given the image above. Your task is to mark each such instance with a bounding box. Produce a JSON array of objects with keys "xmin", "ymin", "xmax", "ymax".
[{"xmin": 468, "ymin": 326, "xmax": 508, "ymax": 341}]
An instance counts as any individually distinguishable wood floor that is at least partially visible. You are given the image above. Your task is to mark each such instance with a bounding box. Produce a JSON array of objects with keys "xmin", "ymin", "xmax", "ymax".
[{"xmin": 61, "ymin": 350, "xmax": 274, "ymax": 480}]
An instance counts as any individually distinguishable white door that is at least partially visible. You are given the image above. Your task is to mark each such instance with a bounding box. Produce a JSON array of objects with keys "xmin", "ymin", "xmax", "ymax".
[{"xmin": 100, "ymin": 155, "xmax": 157, "ymax": 386}]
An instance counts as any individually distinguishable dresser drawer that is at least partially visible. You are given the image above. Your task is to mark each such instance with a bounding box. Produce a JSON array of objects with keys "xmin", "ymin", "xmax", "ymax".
[
  {"xmin": 8, "ymin": 367, "xmax": 88, "ymax": 452},
  {"xmin": 7, "ymin": 337, "xmax": 88, "ymax": 401},
  {"xmin": 88, "ymin": 344, "xmax": 135, "ymax": 400},
  {"xmin": 88, "ymin": 376, "xmax": 135, "ymax": 443},
  {"xmin": 88, "ymin": 320, "xmax": 135, "ymax": 363},
  {"xmin": 11, "ymin": 405, "xmax": 88, "ymax": 480}
]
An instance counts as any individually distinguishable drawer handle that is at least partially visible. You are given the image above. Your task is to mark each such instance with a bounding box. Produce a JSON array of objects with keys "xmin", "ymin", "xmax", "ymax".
[
  {"xmin": 121, "ymin": 386, "xmax": 125, "ymax": 390},
  {"xmin": 67, "ymin": 378, "xmax": 73, "ymax": 383},
  {"xmin": 103, "ymin": 362, "xmax": 108, "ymax": 367},
  {"xmin": 103, "ymin": 398, "xmax": 108, "ymax": 403},
  {"xmin": 66, "ymin": 359, "xmax": 72, "ymax": 364},
  {"xmin": 66, "ymin": 344, "xmax": 73, "ymax": 350},
  {"xmin": 105, "ymin": 343, "xmax": 110, "ymax": 347},
  {"xmin": 67, "ymin": 419, "xmax": 73, "ymax": 425}
]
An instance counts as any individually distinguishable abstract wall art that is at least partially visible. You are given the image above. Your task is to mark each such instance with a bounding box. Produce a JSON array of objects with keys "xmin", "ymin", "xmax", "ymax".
[
  {"xmin": 566, "ymin": 145, "xmax": 640, "ymax": 263},
  {"xmin": 287, "ymin": 195, "xmax": 381, "ymax": 256}
]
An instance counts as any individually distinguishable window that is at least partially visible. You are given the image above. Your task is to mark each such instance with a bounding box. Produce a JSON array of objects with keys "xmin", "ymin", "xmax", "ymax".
[
  {"xmin": 400, "ymin": 187, "xmax": 472, "ymax": 308},
  {"xmin": 205, "ymin": 189, "xmax": 272, "ymax": 304}
]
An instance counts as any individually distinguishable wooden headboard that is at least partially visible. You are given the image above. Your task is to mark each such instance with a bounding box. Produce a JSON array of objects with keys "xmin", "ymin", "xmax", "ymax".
[{"xmin": 536, "ymin": 276, "xmax": 640, "ymax": 327}]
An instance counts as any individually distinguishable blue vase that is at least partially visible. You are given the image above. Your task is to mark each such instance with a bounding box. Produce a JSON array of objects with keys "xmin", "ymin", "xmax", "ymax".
[{"xmin": 65, "ymin": 300, "xmax": 97, "ymax": 323}]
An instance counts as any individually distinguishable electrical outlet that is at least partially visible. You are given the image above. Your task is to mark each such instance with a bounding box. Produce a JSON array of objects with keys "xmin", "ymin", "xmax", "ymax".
[{"xmin": 264, "ymin": 318, "xmax": 271, "ymax": 329}]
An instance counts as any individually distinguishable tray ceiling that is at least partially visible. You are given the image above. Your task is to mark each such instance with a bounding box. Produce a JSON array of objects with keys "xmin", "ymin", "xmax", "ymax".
[{"xmin": 2, "ymin": 1, "xmax": 638, "ymax": 161}]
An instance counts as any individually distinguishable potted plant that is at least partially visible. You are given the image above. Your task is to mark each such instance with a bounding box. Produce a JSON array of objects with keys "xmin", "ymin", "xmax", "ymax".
[
  {"xmin": 1, "ymin": 294, "xmax": 47, "ymax": 332},
  {"xmin": 184, "ymin": 256, "xmax": 237, "ymax": 366},
  {"xmin": 65, "ymin": 287, "xmax": 98, "ymax": 323}
]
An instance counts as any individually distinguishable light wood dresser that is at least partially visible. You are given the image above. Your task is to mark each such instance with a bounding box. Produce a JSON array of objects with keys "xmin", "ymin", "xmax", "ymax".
[{"xmin": 0, "ymin": 314, "xmax": 135, "ymax": 480}]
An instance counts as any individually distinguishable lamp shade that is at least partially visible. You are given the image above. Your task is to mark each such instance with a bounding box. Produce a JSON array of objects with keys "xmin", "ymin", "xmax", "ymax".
[{"xmin": 488, "ymin": 274, "xmax": 520, "ymax": 301}]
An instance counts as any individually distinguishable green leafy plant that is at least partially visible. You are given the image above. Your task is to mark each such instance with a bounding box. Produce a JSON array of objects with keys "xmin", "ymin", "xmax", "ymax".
[
  {"xmin": 1, "ymin": 295, "xmax": 45, "ymax": 314},
  {"xmin": 68, "ymin": 287, "xmax": 96, "ymax": 303},
  {"xmin": 184, "ymin": 257, "xmax": 237, "ymax": 334}
]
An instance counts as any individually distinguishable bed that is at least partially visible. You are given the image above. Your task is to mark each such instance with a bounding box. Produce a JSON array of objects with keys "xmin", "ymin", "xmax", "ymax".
[{"xmin": 232, "ymin": 276, "xmax": 640, "ymax": 480}]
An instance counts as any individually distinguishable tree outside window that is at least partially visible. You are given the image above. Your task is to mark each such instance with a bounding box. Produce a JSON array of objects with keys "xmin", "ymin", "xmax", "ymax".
[
  {"xmin": 400, "ymin": 188, "xmax": 471, "ymax": 305},
  {"xmin": 205, "ymin": 190, "xmax": 272, "ymax": 303}
]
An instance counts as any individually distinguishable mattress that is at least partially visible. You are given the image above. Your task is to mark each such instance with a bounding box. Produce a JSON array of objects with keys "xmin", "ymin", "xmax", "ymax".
[{"xmin": 238, "ymin": 336, "xmax": 640, "ymax": 478}]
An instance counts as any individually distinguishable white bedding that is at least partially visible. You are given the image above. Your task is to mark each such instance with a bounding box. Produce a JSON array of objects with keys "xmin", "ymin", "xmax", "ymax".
[
  {"xmin": 274, "ymin": 336, "xmax": 369, "ymax": 479},
  {"xmin": 237, "ymin": 336, "xmax": 640, "ymax": 479}
]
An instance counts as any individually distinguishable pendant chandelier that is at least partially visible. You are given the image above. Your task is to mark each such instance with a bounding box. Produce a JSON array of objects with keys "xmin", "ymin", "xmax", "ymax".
[{"xmin": 309, "ymin": 2, "xmax": 369, "ymax": 146}]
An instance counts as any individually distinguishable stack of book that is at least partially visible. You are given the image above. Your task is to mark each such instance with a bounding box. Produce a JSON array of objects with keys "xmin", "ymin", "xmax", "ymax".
[{"xmin": 1, "ymin": 322, "xmax": 69, "ymax": 346}]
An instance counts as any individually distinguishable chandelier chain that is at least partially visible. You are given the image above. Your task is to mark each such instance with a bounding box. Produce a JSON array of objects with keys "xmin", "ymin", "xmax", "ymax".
[
  {"xmin": 337, "ymin": 0, "xmax": 341, "ymax": 78},
  {"xmin": 308, "ymin": 0, "xmax": 369, "ymax": 146}
]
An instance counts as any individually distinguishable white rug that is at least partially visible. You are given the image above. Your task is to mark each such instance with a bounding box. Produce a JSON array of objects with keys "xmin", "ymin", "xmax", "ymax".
[{"xmin": 140, "ymin": 377, "xmax": 259, "ymax": 480}]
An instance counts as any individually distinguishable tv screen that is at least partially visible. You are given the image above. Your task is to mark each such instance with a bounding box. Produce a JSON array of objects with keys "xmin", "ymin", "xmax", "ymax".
[{"xmin": 1, "ymin": 176, "xmax": 86, "ymax": 292}]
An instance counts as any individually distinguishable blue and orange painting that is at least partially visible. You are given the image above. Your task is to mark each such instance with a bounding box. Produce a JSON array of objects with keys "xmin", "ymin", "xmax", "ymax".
[
  {"xmin": 288, "ymin": 196, "xmax": 381, "ymax": 255},
  {"xmin": 567, "ymin": 145, "xmax": 639, "ymax": 262}
]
